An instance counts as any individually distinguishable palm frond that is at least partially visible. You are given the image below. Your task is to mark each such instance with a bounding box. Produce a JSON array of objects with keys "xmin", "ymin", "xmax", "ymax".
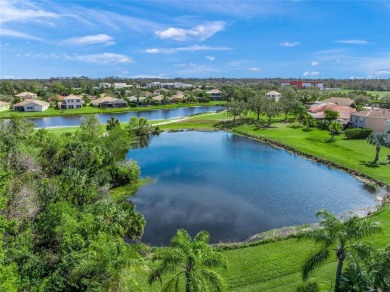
[
  {"xmin": 302, "ymin": 248, "xmax": 330, "ymax": 281},
  {"xmin": 202, "ymin": 269, "xmax": 227, "ymax": 292}
]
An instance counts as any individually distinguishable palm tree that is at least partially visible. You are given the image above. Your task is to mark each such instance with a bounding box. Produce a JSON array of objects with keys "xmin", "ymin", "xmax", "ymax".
[
  {"xmin": 367, "ymin": 132, "xmax": 389, "ymax": 163},
  {"xmin": 301, "ymin": 210, "xmax": 381, "ymax": 292},
  {"xmin": 106, "ymin": 117, "xmax": 120, "ymax": 131},
  {"xmin": 149, "ymin": 229, "xmax": 227, "ymax": 292},
  {"xmin": 328, "ymin": 121, "xmax": 342, "ymax": 140}
]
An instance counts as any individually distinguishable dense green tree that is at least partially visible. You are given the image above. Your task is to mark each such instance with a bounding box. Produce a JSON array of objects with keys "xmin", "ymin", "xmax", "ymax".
[
  {"xmin": 78, "ymin": 115, "xmax": 103, "ymax": 142},
  {"xmin": 280, "ymin": 86, "xmax": 298, "ymax": 120},
  {"xmin": 150, "ymin": 229, "xmax": 227, "ymax": 292},
  {"xmin": 367, "ymin": 132, "xmax": 389, "ymax": 163},
  {"xmin": 301, "ymin": 210, "xmax": 381, "ymax": 292},
  {"xmin": 263, "ymin": 99, "xmax": 280, "ymax": 126},
  {"xmin": 323, "ymin": 110, "xmax": 339, "ymax": 121},
  {"xmin": 247, "ymin": 92, "xmax": 265, "ymax": 121},
  {"xmin": 225, "ymin": 100, "xmax": 247, "ymax": 123}
]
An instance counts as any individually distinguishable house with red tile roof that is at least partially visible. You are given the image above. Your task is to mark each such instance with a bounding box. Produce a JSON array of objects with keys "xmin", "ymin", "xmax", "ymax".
[{"xmin": 308, "ymin": 103, "xmax": 356, "ymax": 121}]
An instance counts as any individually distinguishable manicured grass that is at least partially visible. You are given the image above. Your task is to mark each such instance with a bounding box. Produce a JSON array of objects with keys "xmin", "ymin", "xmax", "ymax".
[
  {"xmin": 0, "ymin": 101, "xmax": 225, "ymax": 119},
  {"xmin": 328, "ymin": 89, "xmax": 390, "ymax": 98}
]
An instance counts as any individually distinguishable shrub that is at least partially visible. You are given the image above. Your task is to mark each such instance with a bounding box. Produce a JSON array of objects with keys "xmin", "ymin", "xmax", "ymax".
[
  {"xmin": 316, "ymin": 119, "xmax": 329, "ymax": 130},
  {"xmin": 345, "ymin": 128, "xmax": 373, "ymax": 139},
  {"xmin": 110, "ymin": 161, "xmax": 140, "ymax": 187}
]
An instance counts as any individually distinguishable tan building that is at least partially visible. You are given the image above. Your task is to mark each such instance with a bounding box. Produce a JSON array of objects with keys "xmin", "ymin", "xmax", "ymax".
[
  {"xmin": 15, "ymin": 92, "xmax": 37, "ymax": 99},
  {"xmin": 0, "ymin": 101, "xmax": 10, "ymax": 111},
  {"xmin": 266, "ymin": 91, "xmax": 282, "ymax": 102},
  {"xmin": 91, "ymin": 96, "xmax": 127, "ymax": 108},
  {"xmin": 308, "ymin": 103, "xmax": 356, "ymax": 121},
  {"xmin": 13, "ymin": 100, "xmax": 50, "ymax": 112},
  {"xmin": 206, "ymin": 89, "xmax": 222, "ymax": 100},
  {"xmin": 321, "ymin": 97, "xmax": 353, "ymax": 106},
  {"xmin": 59, "ymin": 94, "xmax": 83, "ymax": 109},
  {"xmin": 350, "ymin": 109, "xmax": 390, "ymax": 132}
]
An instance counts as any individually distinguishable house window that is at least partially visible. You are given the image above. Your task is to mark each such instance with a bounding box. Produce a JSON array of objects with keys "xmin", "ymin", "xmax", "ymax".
[
  {"xmin": 26, "ymin": 106, "xmax": 33, "ymax": 110},
  {"xmin": 69, "ymin": 105, "xmax": 74, "ymax": 109},
  {"xmin": 76, "ymin": 105, "xmax": 81, "ymax": 108},
  {"xmin": 359, "ymin": 117, "xmax": 364, "ymax": 123},
  {"xmin": 77, "ymin": 100, "xmax": 81, "ymax": 102}
]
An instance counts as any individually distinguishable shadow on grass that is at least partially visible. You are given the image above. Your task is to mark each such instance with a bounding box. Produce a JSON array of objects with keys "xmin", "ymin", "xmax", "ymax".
[
  {"xmin": 324, "ymin": 138, "xmax": 336, "ymax": 143},
  {"xmin": 358, "ymin": 160, "xmax": 386, "ymax": 168}
]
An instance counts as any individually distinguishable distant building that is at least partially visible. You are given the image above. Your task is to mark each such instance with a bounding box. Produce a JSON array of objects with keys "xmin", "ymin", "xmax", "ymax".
[
  {"xmin": 99, "ymin": 83, "xmax": 137, "ymax": 89},
  {"xmin": 281, "ymin": 80, "xmax": 324, "ymax": 89},
  {"xmin": 350, "ymin": 109, "xmax": 390, "ymax": 132},
  {"xmin": 146, "ymin": 82, "xmax": 193, "ymax": 89},
  {"xmin": 0, "ymin": 101, "xmax": 10, "ymax": 111},
  {"xmin": 15, "ymin": 92, "xmax": 37, "ymax": 99},
  {"xmin": 59, "ymin": 94, "xmax": 83, "ymax": 109},
  {"xmin": 13, "ymin": 100, "xmax": 50, "ymax": 112},
  {"xmin": 265, "ymin": 90, "xmax": 282, "ymax": 102},
  {"xmin": 91, "ymin": 96, "xmax": 127, "ymax": 108},
  {"xmin": 321, "ymin": 97, "xmax": 353, "ymax": 106},
  {"xmin": 206, "ymin": 89, "xmax": 222, "ymax": 100}
]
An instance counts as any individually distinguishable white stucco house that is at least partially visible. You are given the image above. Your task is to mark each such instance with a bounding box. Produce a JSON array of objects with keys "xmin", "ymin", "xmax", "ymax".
[
  {"xmin": 0, "ymin": 101, "xmax": 10, "ymax": 111},
  {"xmin": 13, "ymin": 100, "xmax": 50, "ymax": 112},
  {"xmin": 266, "ymin": 91, "xmax": 282, "ymax": 102},
  {"xmin": 349, "ymin": 109, "xmax": 390, "ymax": 132},
  {"xmin": 59, "ymin": 94, "xmax": 83, "ymax": 109}
]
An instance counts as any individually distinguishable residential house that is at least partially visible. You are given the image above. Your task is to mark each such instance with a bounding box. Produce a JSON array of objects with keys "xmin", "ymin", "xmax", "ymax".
[
  {"xmin": 15, "ymin": 92, "xmax": 37, "ymax": 100},
  {"xmin": 281, "ymin": 80, "xmax": 324, "ymax": 89},
  {"xmin": 152, "ymin": 95, "xmax": 164, "ymax": 104},
  {"xmin": 91, "ymin": 96, "xmax": 127, "ymax": 108},
  {"xmin": 171, "ymin": 91, "xmax": 185, "ymax": 102},
  {"xmin": 321, "ymin": 97, "xmax": 353, "ymax": 106},
  {"xmin": 59, "ymin": 94, "xmax": 83, "ymax": 109},
  {"xmin": 349, "ymin": 109, "xmax": 390, "ymax": 132},
  {"xmin": 206, "ymin": 89, "xmax": 222, "ymax": 100},
  {"xmin": 308, "ymin": 103, "xmax": 356, "ymax": 122},
  {"xmin": 0, "ymin": 101, "xmax": 10, "ymax": 111},
  {"xmin": 13, "ymin": 100, "xmax": 50, "ymax": 112},
  {"xmin": 266, "ymin": 91, "xmax": 282, "ymax": 102}
]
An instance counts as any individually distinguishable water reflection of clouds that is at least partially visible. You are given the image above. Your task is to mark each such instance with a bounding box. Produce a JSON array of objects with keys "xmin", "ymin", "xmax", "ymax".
[{"xmin": 130, "ymin": 131, "xmax": 378, "ymax": 245}]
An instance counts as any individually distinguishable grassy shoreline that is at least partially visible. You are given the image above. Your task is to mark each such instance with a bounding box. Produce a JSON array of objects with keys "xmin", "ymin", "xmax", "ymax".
[{"xmin": 0, "ymin": 101, "xmax": 225, "ymax": 119}]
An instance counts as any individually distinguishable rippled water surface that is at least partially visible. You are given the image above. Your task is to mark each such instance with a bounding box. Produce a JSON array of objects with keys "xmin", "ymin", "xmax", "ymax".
[
  {"xmin": 128, "ymin": 131, "xmax": 377, "ymax": 245},
  {"xmin": 30, "ymin": 106, "xmax": 221, "ymax": 128}
]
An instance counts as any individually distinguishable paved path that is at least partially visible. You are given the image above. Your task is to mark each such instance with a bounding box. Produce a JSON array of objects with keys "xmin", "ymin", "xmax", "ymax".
[{"xmin": 153, "ymin": 112, "xmax": 218, "ymax": 125}]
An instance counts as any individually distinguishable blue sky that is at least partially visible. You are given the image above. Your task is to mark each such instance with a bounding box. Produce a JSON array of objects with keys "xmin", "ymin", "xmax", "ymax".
[{"xmin": 0, "ymin": 0, "xmax": 389, "ymax": 79}]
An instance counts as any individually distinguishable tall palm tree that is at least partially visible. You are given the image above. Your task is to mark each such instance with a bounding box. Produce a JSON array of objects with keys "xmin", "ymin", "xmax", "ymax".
[
  {"xmin": 367, "ymin": 132, "xmax": 389, "ymax": 163},
  {"xmin": 301, "ymin": 210, "xmax": 381, "ymax": 292},
  {"xmin": 149, "ymin": 229, "xmax": 227, "ymax": 292},
  {"xmin": 328, "ymin": 121, "xmax": 342, "ymax": 140}
]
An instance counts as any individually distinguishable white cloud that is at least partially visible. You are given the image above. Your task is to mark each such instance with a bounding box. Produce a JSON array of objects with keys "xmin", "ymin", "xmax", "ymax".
[
  {"xmin": 248, "ymin": 67, "xmax": 261, "ymax": 71},
  {"xmin": 205, "ymin": 56, "xmax": 215, "ymax": 61},
  {"xmin": 336, "ymin": 40, "xmax": 369, "ymax": 45},
  {"xmin": 0, "ymin": 1, "xmax": 58, "ymax": 24},
  {"xmin": 303, "ymin": 71, "xmax": 320, "ymax": 76},
  {"xmin": 0, "ymin": 28, "xmax": 43, "ymax": 40},
  {"xmin": 62, "ymin": 34, "xmax": 115, "ymax": 46},
  {"xmin": 129, "ymin": 74, "xmax": 167, "ymax": 79},
  {"xmin": 145, "ymin": 45, "xmax": 231, "ymax": 54},
  {"xmin": 376, "ymin": 70, "xmax": 390, "ymax": 75},
  {"xmin": 69, "ymin": 53, "xmax": 132, "ymax": 65},
  {"xmin": 311, "ymin": 61, "xmax": 319, "ymax": 66},
  {"xmin": 1, "ymin": 75, "xmax": 15, "ymax": 79},
  {"xmin": 156, "ymin": 21, "xmax": 225, "ymax": 41},
  {"xmin": 280, "ymin": 41, "xmax": 300, "ymax": 47}
]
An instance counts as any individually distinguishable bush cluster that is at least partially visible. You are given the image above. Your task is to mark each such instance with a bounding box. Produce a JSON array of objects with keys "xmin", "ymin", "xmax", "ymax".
[{"xmin": 345, "ymin": 128, "xmax": 373, "ymax": 139}]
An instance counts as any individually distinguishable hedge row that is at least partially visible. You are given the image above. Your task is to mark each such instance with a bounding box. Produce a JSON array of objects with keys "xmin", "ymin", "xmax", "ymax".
[{"xmin": 345, "ymin": 128, "xmax": 373, "ymax": 139}]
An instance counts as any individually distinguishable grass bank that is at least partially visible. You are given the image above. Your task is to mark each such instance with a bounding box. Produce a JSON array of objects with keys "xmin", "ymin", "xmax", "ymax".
[{"xmin": 0, "ymin": 101, "xmax": 225, "ymax": 119}]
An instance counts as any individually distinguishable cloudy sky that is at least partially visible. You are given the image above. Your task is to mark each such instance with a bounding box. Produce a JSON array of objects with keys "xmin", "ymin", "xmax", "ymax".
[{"xmin": 0, "ymin": 0, "xmax": 389, "ymax": 79}]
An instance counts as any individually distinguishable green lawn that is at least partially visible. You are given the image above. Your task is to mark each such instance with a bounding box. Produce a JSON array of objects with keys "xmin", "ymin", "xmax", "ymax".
[
  {"xmin": 0, "ymin": 101, "xmax": 225, "ymax": 119},
  {"xmin": 328, "ymin": 89, "xmax": 390, "ymax": 98}
]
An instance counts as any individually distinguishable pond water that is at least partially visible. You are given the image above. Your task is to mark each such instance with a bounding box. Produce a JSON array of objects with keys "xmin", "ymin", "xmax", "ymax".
[
  {"xmin": 127, "ymin": 131, "xmax": 378, "ymax": 246},
  {"xmin": 30, "ymin": 106, "xmax": 222, "ymax": 128}
]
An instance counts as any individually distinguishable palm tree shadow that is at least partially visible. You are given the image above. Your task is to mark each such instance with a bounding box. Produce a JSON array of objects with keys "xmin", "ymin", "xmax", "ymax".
[{"xmin": 358, "ymin": 160, "xmax": 382, "ymax": 168}]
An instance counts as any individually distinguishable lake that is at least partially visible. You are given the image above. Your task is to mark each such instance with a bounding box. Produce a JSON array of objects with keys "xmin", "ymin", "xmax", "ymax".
[
  {"xmin": 30, "ymin": 106, "xmax": 222, "ymax": 128},
  {"xmin": 128, "ymin": 131, "xmax": 379, "ymax": 246}
]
